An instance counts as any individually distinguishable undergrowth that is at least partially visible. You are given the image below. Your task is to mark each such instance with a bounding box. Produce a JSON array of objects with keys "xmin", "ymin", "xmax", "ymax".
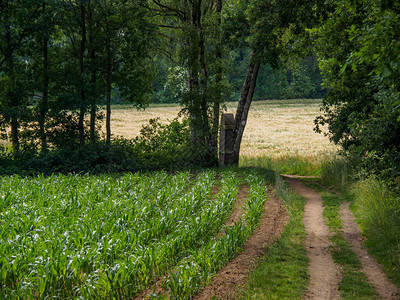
[
  {"xmin": 0, "ymin": 119, "xmax": 216, "ymax": 176},
  {"xmin": 320, "ymin": 155, "xmax": 359, "ymax": 191}
]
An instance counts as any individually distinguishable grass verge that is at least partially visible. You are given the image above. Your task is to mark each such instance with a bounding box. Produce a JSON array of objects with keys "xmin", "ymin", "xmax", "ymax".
[
  {"xmin": 320, "ymin": 155, "xmax": 400, "ymax": 288},
  {"xmin": 306, "ymin": 182, "xmax": 377, "ymax": 299},
  {"xmin": 241, "ymin": 174, "xmax": 308, "ymax": 299},
  {"xmin": 352, "ymin": 177, "xmax": 400, "ymax": 286},
  {"xmin": 240, "ymin": 154, "xmax": 323, "ymax": 177}
]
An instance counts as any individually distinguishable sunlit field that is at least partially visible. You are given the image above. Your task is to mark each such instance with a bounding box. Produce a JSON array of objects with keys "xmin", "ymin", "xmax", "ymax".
[
  {"xmin": 104, "ymin": 103, "xmax": 182, "ymax": 138},
  {"xmin": 104, "ymin": 99, "xmax": 338, "ymax": 160}
]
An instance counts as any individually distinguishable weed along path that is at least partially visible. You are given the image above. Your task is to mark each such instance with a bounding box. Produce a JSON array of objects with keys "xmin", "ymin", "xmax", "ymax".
[
  {"xmin": 284, "ymin": 176, "xmax": 341, "ymax": 299},
  {"xmin": 340, "ymin": 203, "xmax": 400, "ymax": 299}
]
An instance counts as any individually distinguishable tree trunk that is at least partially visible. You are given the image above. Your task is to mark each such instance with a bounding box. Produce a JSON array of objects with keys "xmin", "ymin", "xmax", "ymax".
[
  {"xmin": 185, "ymin": 3, "xmax": 202, "ymax": 148},
  {"xmin": 39, "ymin": 2, "xmax": 48, "ymax": 151},
  {"xmin": 105, "ymin": 32, "xmax": 113, "ymax": 146},
  {"xmin": 78, "ymin": 106, "xmax": 85, "ymax": 147},
  {"xmin": 4, "ymin": 4, "xmax": 19, "ymax": 153},
  {"xmin": 89, "ymin": 94, "xmax": 96, "ymax": 143},
  {"xmin": 106, "ymin": 82, "xmax": 111, "ymax": 145},
  {"xmin": 11, "ymin": 118, "xmax": 19, "ymax": 153},
  {"xmin": 187, "ymin": 66, "xmax": 201, "ymax": 147},
  {"xmin": 228, "ymin": 49, "xmax": 260, "ymax": 165},
  {"xmin": 198, "ymin": 3, "xmax": 211, "ymax": 150},
  {"xmin": 211, "ymin": 0, "xmax": 222, "ymax": 154},
  {"xmin": 78, "ymin": 3, "xmax": 87, "ymax": 147},
  {"xmin": 88, "ymin": 5, "xmax": 96, "ymax": 143}
]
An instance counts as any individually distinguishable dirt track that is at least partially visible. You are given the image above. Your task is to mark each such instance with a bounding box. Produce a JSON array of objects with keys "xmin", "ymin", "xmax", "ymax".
[
  {"xmin": 196, "ymin": 177, "xmax": 400, "ymax": 299},
  {"xmin": 286, "ymin": 177, "xmax": 400, "ymax": 300},
  {"xmin": 340, "ymin": 202, "xmax": 400, "ymax": 299},
  {"xmin": 285, "ymin": 176, "xmax": 341, "ymax": 299}
]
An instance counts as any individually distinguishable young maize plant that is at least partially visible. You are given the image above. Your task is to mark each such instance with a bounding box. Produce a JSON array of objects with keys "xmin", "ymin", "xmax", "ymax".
[
  {"xmin": 156, "ymin": 169, "xmax": 269, "ymax": 299},
  {"xmin": 0, "ymin": 169, "xmax": 269, "ymax": 299},
  {"xmin": 0, "ymin": 171, "xmax": 195, "ymax": 298}
]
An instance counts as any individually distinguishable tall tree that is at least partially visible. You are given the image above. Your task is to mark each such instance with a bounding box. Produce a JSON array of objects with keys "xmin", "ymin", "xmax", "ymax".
[
  {"xmin": 39, "ymin": 2, "xmax": 50, "ymax": 150},
  {"xmin": 312, "ymin": 0, "xmax": 400, "ymax": 179},
  {"xmin": 0, "ymin": 0, "xmax": 43, "ymax": 153},
  {"xmin": 57, "ymin": 0, "xmax": 104, "ymax": 147},
  {"xmin": 151, "ymin": 0, "xmax": 226, "ymax": 163},
  {"xmin": 87, "ymin": 2, "xmax": 99, "ymax": 143},
  {"xmin": 60, "ymin": 0, "xmax": 90, "ymax": 147},
  {"xmin": 26, "ymin": 0, "xmax": 61, "ymax": 151},
  {"xmin": 225, "ymin": 0, "xmax": 323, "ymax": 165},
  {"xmin": 211, "ymin": 0, "xmax": 222, "ymax": 151},
  {"xmin": 99, "ymin": 0, "xmax": 155, "ymax": 145}
]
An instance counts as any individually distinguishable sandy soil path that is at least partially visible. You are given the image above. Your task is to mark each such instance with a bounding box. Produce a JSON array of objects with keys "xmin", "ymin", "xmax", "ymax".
[
  {"xmin": 340, "ymin": 202, "xmax": 400, "ymax": 299},
  {"xmin": 284, "ymin": 176, "xmax": 341, "ymax": 300}
]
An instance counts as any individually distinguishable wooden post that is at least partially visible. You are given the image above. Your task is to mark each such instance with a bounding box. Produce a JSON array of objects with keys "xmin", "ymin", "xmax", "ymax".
[{"xmin": 219, "ymin": 113, "xmax": 235, "ymax": 166}]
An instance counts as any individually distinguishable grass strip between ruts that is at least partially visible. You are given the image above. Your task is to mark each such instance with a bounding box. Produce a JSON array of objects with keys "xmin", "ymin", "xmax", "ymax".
[{"xmin": 242, "ymin": 174, "xmax": 308, "ymax": 299}]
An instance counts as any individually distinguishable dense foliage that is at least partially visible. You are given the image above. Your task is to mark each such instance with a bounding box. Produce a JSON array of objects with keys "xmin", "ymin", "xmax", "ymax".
[
  {"xmin": 0, "ymin": 118, "xmax": 214, "ymax": 175},
  {"xmin": 152, "ymin": 50, "xmax": 325, "ymax": 104},
  {"xmin": 313, "ymin": 0, "xmax": 400, "ymax": 182},
  {"xmin": 0, "ymin": 0, "xmax": 155, "ymax": 152}
]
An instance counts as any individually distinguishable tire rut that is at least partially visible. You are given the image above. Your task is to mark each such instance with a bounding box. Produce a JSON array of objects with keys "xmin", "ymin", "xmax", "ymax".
[
  {"xmin": 284, "ymin": 176, "xmax": 341, "ymax": 300},
  {"xmin": 340, "ymin": 202, "xmax": 400, "ymax": 299}
]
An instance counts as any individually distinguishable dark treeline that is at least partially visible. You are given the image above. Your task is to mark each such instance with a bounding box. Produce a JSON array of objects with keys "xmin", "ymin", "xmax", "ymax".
[
  {"xmin": 0, "ymin": 0, "xmax": 154, "ymax": 154},
  {"xmin": 0, "ymin": 0, "xmax": 399, "ymax": 184}
]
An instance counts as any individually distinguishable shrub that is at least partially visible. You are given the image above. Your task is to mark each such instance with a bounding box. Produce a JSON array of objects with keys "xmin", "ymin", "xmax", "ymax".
[
  {"xmin": 134, "ymin": 118, "xmax": 216, "ymax": 170},
  {"xmin": 0, "ymin": 141, "xmax": 140, "ymax": 175},
  {"xmin": 0, "ymin": 118, "xmax": 216, "ymax": 175}
]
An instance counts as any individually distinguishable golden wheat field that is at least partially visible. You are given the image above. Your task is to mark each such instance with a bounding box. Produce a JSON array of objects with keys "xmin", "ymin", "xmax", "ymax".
[{"xmin": 103, "ymin": 99, "xmax": 338, "ymax": 160}]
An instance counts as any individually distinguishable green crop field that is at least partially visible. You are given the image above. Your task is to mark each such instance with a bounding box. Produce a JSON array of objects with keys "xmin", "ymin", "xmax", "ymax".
[{"xmin": 0, "ymin": 169, "xmax": 269, "ymax": 299}]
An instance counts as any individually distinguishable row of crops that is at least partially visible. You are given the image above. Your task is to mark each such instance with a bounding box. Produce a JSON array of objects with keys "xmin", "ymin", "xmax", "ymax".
[{"xmin": 0, "ymin": 169, "xmax": 270, "ymax": 299}]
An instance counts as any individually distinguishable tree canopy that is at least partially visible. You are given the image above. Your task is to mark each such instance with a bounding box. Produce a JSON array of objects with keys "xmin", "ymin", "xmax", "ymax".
[
  {"xmin": 312, "ymin": 0, "xmax": 400, "ymax": 181},
  {"xmin": 0, "ymin": 0, "xmax": 155, "ymax": 152},
  {"xmin": 0, "ymin": 0, "xmax": 398, "ymax": 180}
]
